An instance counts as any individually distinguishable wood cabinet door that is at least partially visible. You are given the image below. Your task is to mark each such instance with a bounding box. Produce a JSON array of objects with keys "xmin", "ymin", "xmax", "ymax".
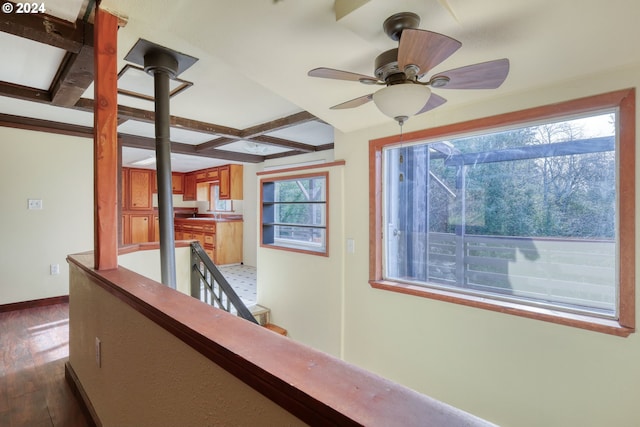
[
  {"xmin": 129, "ymin": 169, "xmax": 153, "ymax": 210},
  {"xmin": 153, "ymin": 215, "xmax": 160, "ymax": 242},
  {"xmin": 183, "ymin": 173, "xmax": 196, "ymax": 200},
  {"xmin": 122, "ymin": 214, "xmax": 131, "ymax": 245},
  {"xmin": 121, "ymin": 169, "xmax": 129, "ymax": 210},
  {"xmin": 130, "ymin": 214, "xmax": 151, "ymax": 243},
  {"xmin": 219, "ymin": 164, "xmax": 243, "ymax": 200},
  {"xmin": 172, "ymin": 173, "xmax": 184, "ymax": 194},
  {"xmin": 218, "ymin": 165, "xmax": 231, "ymax": 199}
]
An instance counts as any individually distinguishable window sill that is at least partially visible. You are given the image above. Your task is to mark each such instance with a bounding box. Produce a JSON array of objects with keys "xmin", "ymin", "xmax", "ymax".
[
  {"xmin": 369, "ymin": 279, "xmax": 634, "ymax": 337},
  {"xmin": 260, "ymin": 243, "xmax": 328, "ymax": 257}
]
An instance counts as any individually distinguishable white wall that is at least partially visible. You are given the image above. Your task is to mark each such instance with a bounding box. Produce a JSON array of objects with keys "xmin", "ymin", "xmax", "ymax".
[
  {"xmin": 0, "ymin": 128, "xmax": 93, "ymax": 305},
  {"xmin": 117, "ymin": 247, "xmax": 192, "ymax": 295},
  {"xmin": 242, "ymin": 163, "xmax": 260, "ymax": 267},
  {"xmin": 255, "ymin": 64, "xmax": 640, "ymax": 427},
  {"xmin": 256, "ymin": 159, "xmax": 345, "ymax": 357}
]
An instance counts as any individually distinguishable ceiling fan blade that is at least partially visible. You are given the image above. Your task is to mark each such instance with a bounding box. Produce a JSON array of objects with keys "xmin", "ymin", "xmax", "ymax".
[
  {"xmin": 308, "ymin": 67, "xmax": 378, "ymax": 83},
  {"xmin": 416, "ymin": 93, "xmax": 447, "ymax": 115},
  {"xmin": 330, "ymin": 94, "xmax": 373, "ymax": 110},
  {"xmin": 398, "ymin": 29, "xmax": 462, "ymax": 75},
  {"xmin": 432, "ymin": 58, "xmax": 510, "ymax": 89}
]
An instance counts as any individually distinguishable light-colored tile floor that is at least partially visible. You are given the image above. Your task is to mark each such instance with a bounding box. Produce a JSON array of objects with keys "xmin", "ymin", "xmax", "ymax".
[{"xmin": 219, "ymin": 264, "xmax": 257, "ymax": 306}]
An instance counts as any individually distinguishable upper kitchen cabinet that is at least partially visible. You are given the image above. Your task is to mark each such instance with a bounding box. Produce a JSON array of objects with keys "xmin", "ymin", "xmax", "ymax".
[
  {"xmin": 151, "ymin": 172, "xmax": 185, "ymax": 195},
  {"xmin": 218, "ymin": 164, "xmax": 243, "ymax": 200},
  {"xmin": 127, "ymin": 168, "xmax": 153, "ymax": 210},
  {"xmin": 184, "ymin": 164, "xmax": 243, "ymax": 201},
  {"xmin": 183, "ymin": 173, "xmax": 197, "ymax": 201}
]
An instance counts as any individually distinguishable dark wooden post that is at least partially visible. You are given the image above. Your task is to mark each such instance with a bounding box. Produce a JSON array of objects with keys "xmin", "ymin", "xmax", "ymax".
[{"xmin": 93, "ymin": 7, "xmax": 118, "ymax": 270}]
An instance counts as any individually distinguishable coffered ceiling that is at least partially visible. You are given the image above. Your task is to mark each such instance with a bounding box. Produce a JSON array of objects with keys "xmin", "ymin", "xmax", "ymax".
[{"xmin": 1, "ymin": 0, "xmax": 639, "ymax": 172}]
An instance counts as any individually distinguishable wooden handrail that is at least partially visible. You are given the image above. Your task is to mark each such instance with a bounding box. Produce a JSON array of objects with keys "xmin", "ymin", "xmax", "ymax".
[{"xmin": 67, "ymin": 251, "xmax": 495, "ymax": 426}]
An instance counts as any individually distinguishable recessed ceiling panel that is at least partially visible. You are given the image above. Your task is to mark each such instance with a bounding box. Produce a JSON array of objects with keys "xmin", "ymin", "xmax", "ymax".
[
  {"xmin": 118, "ymin": 120, "xmax": 215, "ymax": 144},
  {"xmin": 219, "ymin": 140, "xmax": 290, "ymax": 155},
  {"xmin": 266, "ymin": 121, "xmax": 334, "ymax": 146},
  {"xmin": 118, "ymin": 64, "xmax": 192, "ymax": 101},
  {"xmin": 122, "ymin": 147, "xmax": 226, "ymax": 172},
  {"xmin": 0, "ymin": 33, "xmax": 67, "ymax": 90},
  {"xmin": 0, "ymin": 96, "xmax": 93, "ymax": 127}
]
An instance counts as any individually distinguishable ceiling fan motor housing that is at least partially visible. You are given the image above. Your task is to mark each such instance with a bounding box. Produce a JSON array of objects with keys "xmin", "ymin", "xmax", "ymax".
[{"xmin": 375, "ymin": 48, "xmax": 402, "ymax": 82}]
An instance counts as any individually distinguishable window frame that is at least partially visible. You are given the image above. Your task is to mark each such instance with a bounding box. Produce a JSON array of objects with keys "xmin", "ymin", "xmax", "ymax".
[
  {"xmin": 260, "ymin": 171, "xmax": 329, "ymax": 257},
  {"xmin": 369, "ymin": 88, "xmax": 635, "ymax": 337},
  {"xmin": 208, "ymin": 183, "xmax": 233, "ymax": 212}
]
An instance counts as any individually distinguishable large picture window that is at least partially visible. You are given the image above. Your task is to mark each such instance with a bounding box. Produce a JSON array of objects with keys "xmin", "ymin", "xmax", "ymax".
[
  {"xmin": 370, "ymin": 89, "xmax": 635, "ymax": 336},
  {"xmin": 261, "ymin": 172, "xmax": 328, "ymax": 256}
]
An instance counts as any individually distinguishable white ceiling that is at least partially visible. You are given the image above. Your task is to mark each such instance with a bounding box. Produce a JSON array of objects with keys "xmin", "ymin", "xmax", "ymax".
[{"xmin": 2, "ymin": 0, "xmax": 640, "ymax": 171}]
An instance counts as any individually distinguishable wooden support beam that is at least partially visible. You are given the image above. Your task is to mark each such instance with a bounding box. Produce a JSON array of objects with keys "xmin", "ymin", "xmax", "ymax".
[
  {"xmin": 93, "ymin": 7, "xmax": 119, "ymax": 270},
  {"xmin": 0, "ymin": 81, "xmax": 51, "ymax": 103},
  {"xmin": 195, "ymin": 136, "xmax": 236, "ymax": 152},
  {"xmin": 50, "ymin": 25, "xmax": 95, "ymax": 106},
  {"xmin": 119, "ymin": 134, "xmax": 265, "ymax": 163},
  {"xmin": 250, "ymin": 134, "xmax": 316, "ymax": 152},
  {"xmin": 0, "ymin": 112, "xmax": 92, "ymax": 137},
  {"xmin": 0, "ymin": 7, "xmax": 86, "ymax": 52},
  {"xmin": 241, "ymin": 111, "xmax": 317, "ymax": 138}
]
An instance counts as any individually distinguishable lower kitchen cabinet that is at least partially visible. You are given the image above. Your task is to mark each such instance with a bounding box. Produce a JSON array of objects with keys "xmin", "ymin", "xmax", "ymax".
[
  {"xmin": 175, "ymin": 219, "xmax": 242, "ymax": 265},
  {"xmin": 130, "ymin": 214, "xmax": 152, "ymax": 244}
]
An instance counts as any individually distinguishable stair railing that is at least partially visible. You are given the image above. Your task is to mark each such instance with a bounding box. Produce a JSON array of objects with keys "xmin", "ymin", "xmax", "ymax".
[{"xmin": 190, "ymin": 242, "xmax": 258, "ymax": 324}]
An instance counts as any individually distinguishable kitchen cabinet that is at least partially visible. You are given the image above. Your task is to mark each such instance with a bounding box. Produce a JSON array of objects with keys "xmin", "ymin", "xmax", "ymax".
[
  {"xmin": 128, "ymin": 168, "xmax": 153, "ymax": 210},
  {"xmin": 122, "ymin": 214, "xmax": 130, "ymax": 245},
  {"xmin": 183, "ymin": 173, "xmax": 197, "ymax": 201},
  {"xmin": 175, "ymin": 219, "xmax": 242, "ymax": 264},
  {"xmin": 152, "ymin": 172, "xmax": 185, "ymax": 194},
  {"xmin": 153, "ymin": 215, "xmax": 160, "ymax": 242},
  {"xmin": 218, "ymin": 164, "xmax": 243, "ymax": 200},
  {"xmin": 129, "ymin": 214, "xmax": 152, "ymax": 244},
  {"xmin": 188, "ymin": 164, "xmax": 242, "ymax": 201}
]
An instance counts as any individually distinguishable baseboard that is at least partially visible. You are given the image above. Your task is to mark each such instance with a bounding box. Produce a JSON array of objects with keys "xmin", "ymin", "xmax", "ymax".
[
  {"xmin": 0, "ymin": 295, "xmax": 69, "ymax": 313},
  {"xmin": 65, "ymin": 362, "xmax": 101, "ymax": 427}
]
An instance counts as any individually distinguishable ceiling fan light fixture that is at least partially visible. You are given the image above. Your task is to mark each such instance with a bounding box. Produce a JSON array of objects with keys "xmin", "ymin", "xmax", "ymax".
[{"xmin": 373, "ymin": 83, "xmax": 431, "ymax": 123}]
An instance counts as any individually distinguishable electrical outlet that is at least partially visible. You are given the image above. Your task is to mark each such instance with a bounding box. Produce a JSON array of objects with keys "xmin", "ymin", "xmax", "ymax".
[
  {"xmin": 95, "ymin": 337, "xmax": 102, "ymax": 368},
  {"xmin": 50, "ymin": 264, "xmax": 60, "ymax": 275},
  {"xmin": 27, "ymin": 199, "xmax": 43, "ymax": 210}
]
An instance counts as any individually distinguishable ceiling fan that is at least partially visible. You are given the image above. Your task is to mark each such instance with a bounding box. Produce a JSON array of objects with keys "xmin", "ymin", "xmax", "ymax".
[{"xmin": 308, "ymin": 12, "xmax": 509, "ymax": 125}]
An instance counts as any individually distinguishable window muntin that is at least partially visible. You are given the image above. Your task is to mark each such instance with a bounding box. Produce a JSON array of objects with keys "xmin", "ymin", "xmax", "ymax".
[
  {"xmin": 384, "ymin": 113, "xmax": 617, "ymax": 317},
  {"xmin": 261, "ymin": 173, "xmax": 328, "ymax": 255},
  {"xmin": 370, "ymin": 89, "xmax": 635, "ymax": 336}
]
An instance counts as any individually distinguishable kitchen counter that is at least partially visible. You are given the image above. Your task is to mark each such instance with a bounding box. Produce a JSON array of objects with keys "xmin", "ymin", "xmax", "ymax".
[{"xmin": 174, "ymin": 216, "xmax": 243, "ymax": 223}]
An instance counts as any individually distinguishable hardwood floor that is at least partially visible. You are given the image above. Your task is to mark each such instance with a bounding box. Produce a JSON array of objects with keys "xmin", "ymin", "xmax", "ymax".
[{"xmin": 0, "ymin": 303, "xmax": 89, "ymax": 426}]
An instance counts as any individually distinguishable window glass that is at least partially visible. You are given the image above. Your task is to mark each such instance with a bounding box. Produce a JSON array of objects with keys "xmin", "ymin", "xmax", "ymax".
[
  {"xmin": 262, "ymin": 173, "xmax": 328, "ymax": 255},
  {"xmin": 383, "ymin": 112, "xmax": 617, "ymax": 317}
]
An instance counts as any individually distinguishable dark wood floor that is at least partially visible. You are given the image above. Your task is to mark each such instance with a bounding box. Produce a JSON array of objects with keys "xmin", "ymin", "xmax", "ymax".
[{"xmin": 0, "ymin": 303, "xmax": 89, "ymax": 427}]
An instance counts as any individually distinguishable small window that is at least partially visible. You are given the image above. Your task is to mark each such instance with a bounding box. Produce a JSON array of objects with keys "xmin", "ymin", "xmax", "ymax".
[
  {"xmin": 261, "ymin": 173, "xmax": 328, "ymax": 256},
  {"xmin": 209, "ymin": 184, "xmax": 232, "ymax": 212},
  {"xmin": 370, "ymin": 89, "xmax": 635, "ymax": 336}
]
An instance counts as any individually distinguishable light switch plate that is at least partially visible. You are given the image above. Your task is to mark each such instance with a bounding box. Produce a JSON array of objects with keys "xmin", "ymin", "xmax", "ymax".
[{"xmin": 28, "ymin": 199, "xmax": 43, "ymax": 210}]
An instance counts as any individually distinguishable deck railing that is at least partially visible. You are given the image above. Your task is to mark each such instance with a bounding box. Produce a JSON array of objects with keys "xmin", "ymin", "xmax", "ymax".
[{"xmin": 400, "ymin": 232, "xmax": 615, "ymax": 312}]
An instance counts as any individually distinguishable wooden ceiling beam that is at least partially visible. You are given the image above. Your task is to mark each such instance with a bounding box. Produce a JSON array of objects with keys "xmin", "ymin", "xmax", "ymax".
[
  {"xmin": 0, "ymin": 9, "xmax": 89, "ymax": 53},
  {"xmin": 0, "ymin": 81, "xmax": 51, "ymax": 103},
  {"xmin": 195, "ymin": 137, "xmax": 236, "ymax": 152},
  {"xmin": 250, "ymin": 135, "xmax": 316, "ymax": 152},
  {"xmin": 241, "ymin": 111, "xmax": 318, "ymax": 138},
  {"xmin": 0, "ymin": 112, "xmax": 92, "ymax": 138},
  {"xmin": 119, "ymin": 134, "xmax": 266, "ymax": 163},
  {"xmin": 50, "ymin": 25, "xmax": 94, "ymax": 107}
]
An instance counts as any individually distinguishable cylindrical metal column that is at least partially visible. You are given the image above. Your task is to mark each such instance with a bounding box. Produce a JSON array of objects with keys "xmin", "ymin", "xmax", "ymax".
[{"xmin": 145, "ymin": 51, "xmax": 178, "ymax": 289}]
